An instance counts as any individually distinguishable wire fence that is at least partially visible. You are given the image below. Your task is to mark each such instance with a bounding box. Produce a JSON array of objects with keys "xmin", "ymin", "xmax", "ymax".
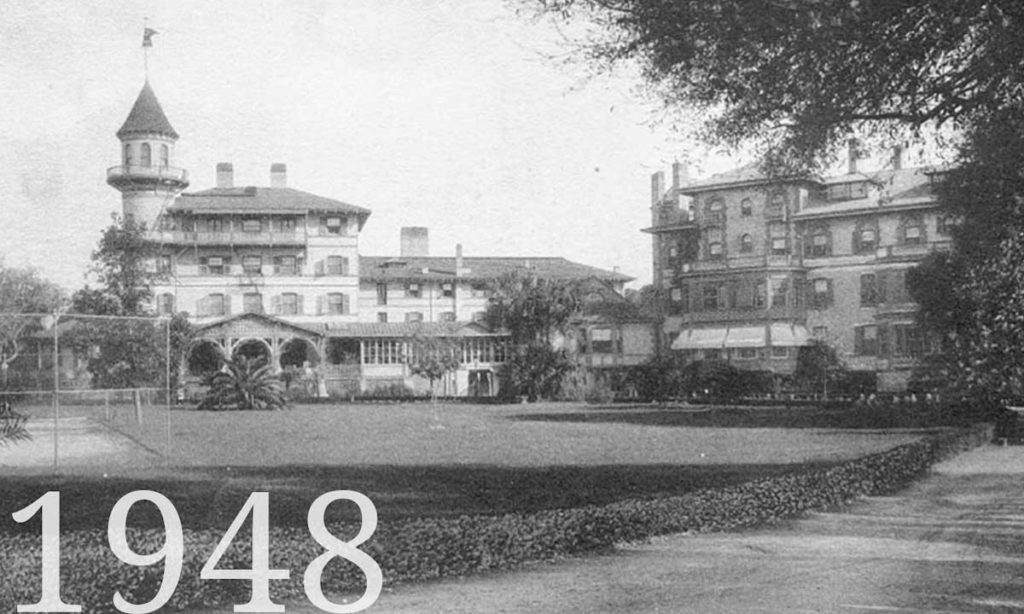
[{"xmin": 0, "ymin": 312, "xmax": 173, "ymax": 474}]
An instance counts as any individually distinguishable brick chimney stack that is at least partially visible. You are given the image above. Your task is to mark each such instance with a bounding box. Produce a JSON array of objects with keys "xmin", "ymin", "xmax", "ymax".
[{"xmin": 216, "ymin": 162, "xmax": 234, "ymax": 188}]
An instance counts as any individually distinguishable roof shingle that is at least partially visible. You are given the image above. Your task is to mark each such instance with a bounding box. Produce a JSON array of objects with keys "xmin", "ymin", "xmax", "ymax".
[
  {"xmin": 359, "ymin": 256, "xmax": 633, "ymax": 283},
  {"xmin": 117, "ymin": 81, "xmax": 178, "ymax": 139}
]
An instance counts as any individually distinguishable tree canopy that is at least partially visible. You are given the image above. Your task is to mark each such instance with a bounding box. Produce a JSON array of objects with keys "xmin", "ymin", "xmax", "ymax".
[
  {"xmin": 0, "ymin": 264, "xmax": 64, "ymax": 389},
  {"xmin": 526, "ymin": 0, "xmax": 1024, "ymax": 171},
  {"xmin": 484, "ymin": 270, "xmax": 581, "ymax": 345},
  {"xmin": 79, "ymin": 214, "xmax": 159, "ymax": 316}
]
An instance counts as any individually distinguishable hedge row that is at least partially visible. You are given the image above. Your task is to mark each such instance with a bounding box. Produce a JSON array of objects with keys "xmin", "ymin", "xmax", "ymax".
[{"xmin": 0, "ymin": 425, "xmax": 992, "ymax": 612}]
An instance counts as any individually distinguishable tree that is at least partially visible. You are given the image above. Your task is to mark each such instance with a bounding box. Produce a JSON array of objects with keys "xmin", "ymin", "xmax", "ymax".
[
  {"xmin": 484, "ymin": 270, "xmax": 581, "ymax": 345},
  {"xmin": 0, "ymin": 265, "xmax": 64, "ymax": 389},
  {"xmin": 524, "ymin": 0, "xmax": 1024, "ymax": 172},
  {"xmin": 71, "ymin": 215, "xmax": 194, "ymax": 394},
  {"xmin": 84, "ymin": 214, "xmax": 159, "ymax": 316},
  {"xmin": 407, "ymin": 335, "xmax": 461, "ymax": 400},
  {"xmin": 793, "ymin": 339, "xmax": 846, "ymax": 397},
  {"xmin": 484, "ymin": 271, "xmax": 581, "ymax": 401}
]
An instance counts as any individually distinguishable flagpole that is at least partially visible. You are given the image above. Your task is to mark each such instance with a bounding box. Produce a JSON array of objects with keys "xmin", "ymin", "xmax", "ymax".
[{"xmin": 143, "ymin": 17, "xmax": 150, "ymax": 79}]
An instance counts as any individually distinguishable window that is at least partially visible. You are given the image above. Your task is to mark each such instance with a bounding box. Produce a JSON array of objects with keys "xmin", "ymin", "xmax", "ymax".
[
  {"xmin": 203, "ymin": 256, "xmax": 227, "ymax": 275},
  {"xmin": 901, "ymin": 215, "xmax": 925, "ymax": 244},
  {"xmin": 405, "ymin": 312, "xmax": 424, "ymax": 323},
  {"xmin": 274, "ymin": 255, "xmax": 297, "ymax": 276},
  {"xmin": 472, "ymin": 311, "xmax": 487, "ymax": 322},
  {"xmin": 768, "ymin": 192, "xmax": 785, "ymax": 210},
  {"xmin": 242, "ymin": 255, "xmax": 262, "ymax": 275},
  {"xmin": 243, "ymin": 293, "xmax": 263, "ymax": 314},
  {"xmin": 771, "ymin": 278, "xmax": 789, "ymax": 307},
  {"xmin": 276, "ymin": 217, "xmax": 297, "ymax": 232},
  {"xmin": 242, "ymin": 219, "xmax": 262, "ymax": 233},
  {"xmin": 735, "ymin": 347, "xmax": 758, "ymax": 359},
  {"xmin": 702, "ymin": 284, "xmax": 720, "ymax": 311},
  {"xmin": 854, "ymin": 325, "xmax": 880, "ymax": 355},
  {"xmin": 141, "ymin": 143, "xmax": 151, "ymax": 167},
  {"xmin": 706, "ymin": 228, "xmax": 724, "ymax": 259},
  {"xmin": 806, "ymin": 225, "xmax": 831, "ymax": 257},
  {"xmin": 326, "ymin": 293, "xmax": 348, "ymax": 315},
  {"xmin": 853, "ymin": 224, "xmax": 877, "ymax": 254},
  {"xmin": 209, "ymin": 218, "xmax": 225, "ymax": 233},
  {"xmin": 205, "ymin": 293, "xmax": 227, "ymax": 317},
  {"xmin": 279, "ymin": 293, "xmax": 300, "ymax": 315},
  {"xmin": 703, "ymin": 349, "xmax": 722, "ymax": 361},
  {"xmin": 884, "ymin": 269, "xmax": 910, "ymax": 303},
  {"xmin": 768, "ymin": 222, "xmax": 788, "ymax": 255},
  {"xmin": 376, "ymin": 282, "xmax": 388, "ymax": 305},
  {"xmin": 827, "ymin": 181, "xmax": 868, "ymax": 201},
  {"xmin": 813, "ymin": 326, "xmax": 828, "ymax": 339},
  {"xmin": 324, "ymin": 216, "xmax": 344, "ymax": 235},
  {"xmin": 377, "ymin": 312, "xmax": 388, "ymax": 323},
  {"xmin": 439, "ymin": 311, "xmax": 456, "ymax": 322},
  {"xmin": 406, "ymin": 283, "xmax": 421, "ymax": 298},
  {"xmin": 740, "ymin": 233, "xmax": 753, "ymax": 253},
  {"xmin": 470, "ymin": 283, "xmax": 488, "ymax": 298},
  {"xmin": 771, "ymin": 346, "xmax": 790, "ymax": 358},
  {"xmin": 326, "ymin": 256, "xmax": 348, "ymax": 275},
  {"xmin": 740, "ymin": 199, "xmax": 753, "ymax": 216},
  {"xmin": 860, "ymin": 273, "xmax": 881, "ymax": 306},
  {"xmin": 156, "ymin": 254, "xmax": 172, "ymax": 275},
  {"xmin": 123, "ymin": 143, "xmax": 133, "ymax": 166},
  {"xmin": 893, "ymin": 324, "xmax": 927, "ymax": 358},
  {"xmin": 441, "ymin": 283, "xmax": 455, "ymax": 298},
  {"xmin": 706, "ymin": 199, "xmax": 725, "ymax": 224},
  {"xmin": 809, "ymin": 278, "xmax": 833, "ymax": 309},
  {"xmin": 670, "ymin": 287, "xmax": 682, "ymax": 302},
  {"xmin": 937, "ymin": 214, "xmax": 958, "ymax": 235},
  {"xmin": 157, "ymin": 293, "xmax": 175, "ymax": 315},
  {"xmin": 755, "ymin": 281, "xmax": 767, "ymax": 308},
  {"xmin": 160, "ymin": 144, "xmax": 169, "ymax": 168},
  {"xmin": 591, "ymin": 328, "xmax": 616, "ymax": 354}
]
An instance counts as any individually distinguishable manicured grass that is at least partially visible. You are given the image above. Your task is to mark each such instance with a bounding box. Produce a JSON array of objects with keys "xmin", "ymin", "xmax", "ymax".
[{"xmin": 0, "ymin": 402, "xmax": 927, "ymax": 534}]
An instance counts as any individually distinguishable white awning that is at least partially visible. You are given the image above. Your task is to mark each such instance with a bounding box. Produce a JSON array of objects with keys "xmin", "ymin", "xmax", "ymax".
[
  {"xmin": 724, "ymin": 326, "xmax": 767, "ymax": 348},
  {"xmin": 770, "ymin": 323, "xmax": 812, "ymax": 346},
  {"xmin": 672, "ymin": 328, "xmax": 728, "ymax": 350}
]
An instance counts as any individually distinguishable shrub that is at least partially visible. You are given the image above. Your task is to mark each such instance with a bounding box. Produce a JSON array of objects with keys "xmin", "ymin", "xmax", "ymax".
[
  {"xmin": 0, "ymin": 425, "xmax": 991, "ymax": 613},
  {"xmin": 583, "ymin": 379, "xmax": 615, "ymax": 404},
  {"xmin": 197, "ymin": 357, "xmax": 287, "ymax": 411}
]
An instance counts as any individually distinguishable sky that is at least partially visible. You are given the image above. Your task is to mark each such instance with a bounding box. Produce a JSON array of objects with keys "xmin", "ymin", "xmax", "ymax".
[{"xmin": 0, "ymin": 0, "xmax": 740, "ymax": 292}]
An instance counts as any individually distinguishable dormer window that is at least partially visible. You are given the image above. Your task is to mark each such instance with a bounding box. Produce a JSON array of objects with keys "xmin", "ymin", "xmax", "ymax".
[{"xmin": 141, "ymin": 143, "xmax": 152, "ymax": 167}]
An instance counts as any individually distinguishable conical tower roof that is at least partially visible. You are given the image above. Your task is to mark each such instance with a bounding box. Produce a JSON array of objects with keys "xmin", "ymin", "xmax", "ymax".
[{"xmin": 116, "ymin": 81, "xmax": 178, "ymax": 139}]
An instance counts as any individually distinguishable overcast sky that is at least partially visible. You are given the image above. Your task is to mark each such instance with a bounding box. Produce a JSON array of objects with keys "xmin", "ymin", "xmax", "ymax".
[{"xmin": 0, "ymin": 0, "xmax": 741, "ymax": 291}]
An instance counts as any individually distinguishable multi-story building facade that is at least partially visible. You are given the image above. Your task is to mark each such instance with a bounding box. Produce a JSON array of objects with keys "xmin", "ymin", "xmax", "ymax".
[
  {"xmin": 106, "ymin": 80, "xmax": 649, "ymax": 397},
  {"xmin": 646, "ymin": 151, "xmax": 951, "ymax": 392}
]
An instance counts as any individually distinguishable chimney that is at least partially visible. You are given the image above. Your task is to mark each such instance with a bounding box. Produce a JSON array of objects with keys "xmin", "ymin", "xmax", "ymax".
[
  {"xmin": 651, "ymin": 171, "xmax": 666, "ymax": 205},
  {"xmin": 891, "ymin": 145, "xmax": 903, "ymax": 170},
  {"xmin": 847, "ymin": 138, "xmax": 859, "ymax": 175},
  {"xmin": 455, "ymin": 243, "xmax": 469, "ymax": 276},
  {"xmin": 400, "ymin": 227, "xmax": 429, "ymax": 258},
  {"xmin": 671, "ymin": 161, "xmax": 688, "ymax": 190},
  {"xmin": 216, "ymin": 162, "xmax": 234, "ymax": 188},
  {"xmin": 270, "ymin": 163, "xmax": 287, "ymax": 188}
]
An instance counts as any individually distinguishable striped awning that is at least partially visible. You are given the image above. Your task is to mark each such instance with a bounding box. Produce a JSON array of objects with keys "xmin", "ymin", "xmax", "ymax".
[
  {"xmin": 672, "ymin": 328, "xmax": 728, "ymax": 350},
  {"xmin": 724, "ymin": 326, "xmax": 767, "ymax": 348}
]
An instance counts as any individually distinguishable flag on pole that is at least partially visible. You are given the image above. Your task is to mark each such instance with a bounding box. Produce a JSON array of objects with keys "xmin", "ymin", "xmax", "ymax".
[{"xmin": 143, "ymin": 27, "xmax": 158, "ymax": 48}]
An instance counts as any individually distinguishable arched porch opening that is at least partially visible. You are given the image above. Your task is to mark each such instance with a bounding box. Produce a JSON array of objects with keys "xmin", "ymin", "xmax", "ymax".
[
  {"xmin": 187, "ymin": 340, "xmax": 224, "ymax": 378},
  {"xmin": 279, "ymin": 337, "xmax": 321, "ymax": 369},
  {"xmin": 232, "ymin": 338, "xmax": 273, "ymax": 367}
]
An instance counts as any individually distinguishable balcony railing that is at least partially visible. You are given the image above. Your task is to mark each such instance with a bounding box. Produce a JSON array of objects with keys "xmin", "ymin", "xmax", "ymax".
[
  {"xmin": 151, "ymin": 230, "xmax": 304, "ymax": 245},
  {"xmin": 107, "ymin": 164, "xmax": 189, "ymax": 185}
]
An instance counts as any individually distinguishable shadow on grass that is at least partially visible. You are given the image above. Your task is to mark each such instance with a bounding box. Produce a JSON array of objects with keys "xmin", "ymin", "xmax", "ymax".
[
  {"xmin": 0, "ymin": 461, "xmax": 833, "ymax": 534},
  {"xmin": 509, "ymin": 406, "xmax": 963, "ymax": 430}
]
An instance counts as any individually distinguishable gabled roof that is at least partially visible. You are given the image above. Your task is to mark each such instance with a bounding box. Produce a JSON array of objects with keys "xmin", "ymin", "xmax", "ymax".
[
  {"xmin": 194, "ymin": 312, "xmax": 325, "ymax": 336},
  {"xmin": 169, "ymin": 187, "xmax": 371, "ymax": 227},
  {"xmin": 675, "ymin": 164, "xmax": 819, "ymax": 195},
  {"xmin": 117, "ymin": 81, "xmax": 178, "ymax": 139},
  {"xmin": 359, "ymin": 257, "xmax": 633, "ymax": 283}
]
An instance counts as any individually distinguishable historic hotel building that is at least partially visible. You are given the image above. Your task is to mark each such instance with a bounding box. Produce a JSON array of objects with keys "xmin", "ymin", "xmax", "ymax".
[
  {"xmin": 106, "ymin": 79, "xmax": 648, "ymax": 396},
  {"xmin": 646, "ymin": 149, "xmax": 952, "ymax": 391}
]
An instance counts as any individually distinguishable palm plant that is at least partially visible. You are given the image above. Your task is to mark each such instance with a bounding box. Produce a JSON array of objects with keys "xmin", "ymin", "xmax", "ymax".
[
  {"xmin": 198, "ymin": 357, "xmax": 287, "ymax": 411},
  {"xmin": 0, "ymin": 398, "xmax": 31, "ymax": 446}
]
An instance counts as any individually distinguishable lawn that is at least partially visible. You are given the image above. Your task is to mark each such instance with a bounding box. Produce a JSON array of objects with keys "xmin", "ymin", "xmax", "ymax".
[{"xmin": 0, "ymin": 402, "xmax": 928, "ymax": 533}]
